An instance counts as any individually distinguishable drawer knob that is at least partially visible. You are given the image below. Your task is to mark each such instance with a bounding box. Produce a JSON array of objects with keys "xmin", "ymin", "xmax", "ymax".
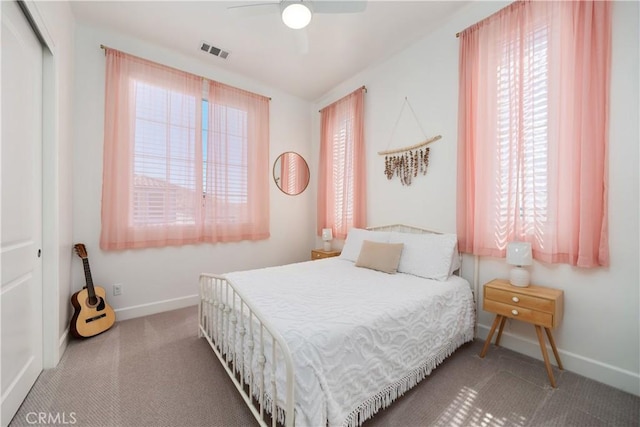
[
  {"xmin": 512, "ymin": 296, "xmax": 520, "ymax": 303},
  {"xmin": 511, "ymin": 309, "xmax": 519, "ymax": 316}
]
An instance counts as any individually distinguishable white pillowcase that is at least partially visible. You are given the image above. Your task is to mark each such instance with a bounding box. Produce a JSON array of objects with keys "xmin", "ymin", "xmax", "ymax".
[
  {"xmin": 389, "ymin": 231, "xmax": 458, "ymax": 281},
  {"xmin": 340, "ymin": 228, "xmax": 391, "ymax": 262},
  {"xmin": 450, "ymin": 243, "xmax": 462, "ymax": 276}
]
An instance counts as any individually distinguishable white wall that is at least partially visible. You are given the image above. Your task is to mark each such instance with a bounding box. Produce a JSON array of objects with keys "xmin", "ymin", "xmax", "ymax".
[
  {"xmin": 313, "ymin": 1, "xmax": 640, "ymax": 395},
  {"xmin": 73, "ymin": 24, "xmax": 315, "ymax": 320},
  {"xmin": 21, "ymin": 0, "xmax": 76, "ymax": 367}
]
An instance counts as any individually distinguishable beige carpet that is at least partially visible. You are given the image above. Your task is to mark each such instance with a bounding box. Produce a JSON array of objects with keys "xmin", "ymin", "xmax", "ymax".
[{"xmin": 9, "ymin": 307, "xmax": 639, "ymax": 427}]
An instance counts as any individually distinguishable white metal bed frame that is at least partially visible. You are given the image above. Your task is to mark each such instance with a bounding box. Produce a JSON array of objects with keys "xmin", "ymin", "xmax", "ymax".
[
  {"xmin": 198, "ymin": 273, "xmax": 295, "ymax": 427},
  {"xmin": 198, "ymin": 224, "xmax": 461, "ymax": 427}
]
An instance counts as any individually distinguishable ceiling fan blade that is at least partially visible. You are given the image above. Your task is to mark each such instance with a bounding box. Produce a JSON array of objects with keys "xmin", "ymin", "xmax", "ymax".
[
  {"xmin": 227, "ymin": 2, "xmax": 280, "ymax": 17},
  {"xmin": 311, "ymin": 0, "xmax": 367, "ymax": 14}
]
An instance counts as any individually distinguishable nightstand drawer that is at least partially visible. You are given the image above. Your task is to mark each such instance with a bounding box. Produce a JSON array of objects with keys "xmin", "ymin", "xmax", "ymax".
[
  {"xmin": 311, "ymin": 249, "xmax": 341, "ymax": 260},
  {"xmin": 484, "ymin": 299, "xmax": 553, "ymax": 327},
  {"xmin": 485, "ymin": 287, "xmax": 555, "ymax": 313}
]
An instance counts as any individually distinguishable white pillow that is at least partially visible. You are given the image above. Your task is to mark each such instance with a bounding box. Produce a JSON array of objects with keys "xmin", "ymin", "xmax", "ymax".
[
  {"xmin": 340, "ymin": 228, "xmax": 391, "ymax": 262},
  {"xmin": 450, "ymin": 242, "xmax": 461, "ymax": 275},
  {"xmin": 389, "ymin": 231, "xmax": 458, "ymax": 281}
]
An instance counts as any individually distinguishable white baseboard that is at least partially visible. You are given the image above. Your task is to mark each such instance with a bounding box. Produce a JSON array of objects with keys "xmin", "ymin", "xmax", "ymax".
[
  {"xmin": 58, "ymin": 328, "xmax": 69, "ymax": 362},
  {"xmin": 114, "ymin": 294, "xmax": 199, "ymax": 322},
  {"xmin": 477, "ymin": 324, "xmax": 640, "ymax": 396}
]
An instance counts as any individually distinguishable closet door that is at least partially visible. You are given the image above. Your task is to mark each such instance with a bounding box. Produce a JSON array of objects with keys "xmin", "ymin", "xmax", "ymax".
[{"xmin": 1, "ymin": 1, "xmax": 44, "ymax": 425}]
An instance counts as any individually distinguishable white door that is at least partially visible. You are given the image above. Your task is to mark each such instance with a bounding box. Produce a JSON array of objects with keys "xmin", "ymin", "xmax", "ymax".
[{"xmin": 1, "ymin": 1, "xmax": 44, "ymax": 425}]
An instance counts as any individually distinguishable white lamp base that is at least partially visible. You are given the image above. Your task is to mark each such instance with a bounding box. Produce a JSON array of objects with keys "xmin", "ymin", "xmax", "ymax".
[
  {"xmin": 509, "ymin": 267, "xmax": 530, "ymax": 287},
  {"xmin": 323, "ymin": 241, "xmax": 331, "ymax": 251}
]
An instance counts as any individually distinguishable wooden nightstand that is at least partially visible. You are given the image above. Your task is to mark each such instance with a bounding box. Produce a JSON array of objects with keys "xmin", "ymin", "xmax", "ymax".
[
  {"xmin": 311, "ymin": 249, "xmax": 341, "ymax": 260},
  {"xmin": 480, "ymin": 278, "xmax": 564, "ymax": 387}
]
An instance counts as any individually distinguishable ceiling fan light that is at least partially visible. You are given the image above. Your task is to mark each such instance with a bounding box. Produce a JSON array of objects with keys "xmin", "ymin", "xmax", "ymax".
[{"xmin": 282, "ymin": 3, "xmax": 312, "ymax": 29}]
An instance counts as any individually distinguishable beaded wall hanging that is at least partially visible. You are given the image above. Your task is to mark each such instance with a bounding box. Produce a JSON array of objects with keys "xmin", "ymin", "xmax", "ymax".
[{"xmin": 378, "ymin": 97, "xmax": 442, "ymax": 186}]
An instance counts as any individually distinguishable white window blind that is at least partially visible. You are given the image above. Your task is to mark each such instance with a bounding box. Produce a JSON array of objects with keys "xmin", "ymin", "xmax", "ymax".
[
  {"xmin": 332, "ymin": 116, "xmax": 354, "ymax": 231},
  {"xmin": 132, "ymin": 85, "xmax": 253, "ymax": 228},
  {"xmin": 205, "ymin": 102, "xmax": 249, "ymax": 224},
  {"xmin": 132, "ymin": 81, "xmax": 199, "ymax": 226},
  {"xmin": 495, "ymin": 24, "xmax": 549, "ymax": 246}
]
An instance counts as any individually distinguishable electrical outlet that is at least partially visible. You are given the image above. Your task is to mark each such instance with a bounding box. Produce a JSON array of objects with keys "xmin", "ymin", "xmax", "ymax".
[{"xmin": 113, "ymin": 284, "xmax": 122, "ymax": 296}]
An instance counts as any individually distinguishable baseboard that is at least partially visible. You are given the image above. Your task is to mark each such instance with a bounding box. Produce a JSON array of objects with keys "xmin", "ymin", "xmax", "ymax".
[
  {"xmin": 58, "ymin": 328, "xmax": 69, "ymax": 362},
  {"xmin": 114, "ymin": 294, "xmax": 199, "ymax": 322},
  {"xmin": 477, "ymin": 323, "xmax": 640, "ymax": 396}
]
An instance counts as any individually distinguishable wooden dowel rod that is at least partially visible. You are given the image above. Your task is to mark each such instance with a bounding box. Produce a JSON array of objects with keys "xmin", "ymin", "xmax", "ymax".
[{"xmin": 377, "ymin": 135, "xmax": 442, "ymax": 155}]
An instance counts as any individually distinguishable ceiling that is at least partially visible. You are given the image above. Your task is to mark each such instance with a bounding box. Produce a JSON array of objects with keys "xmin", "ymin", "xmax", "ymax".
[{"xmin": 70, "ymin": 1, "xmax": 470, "ymax": 101}]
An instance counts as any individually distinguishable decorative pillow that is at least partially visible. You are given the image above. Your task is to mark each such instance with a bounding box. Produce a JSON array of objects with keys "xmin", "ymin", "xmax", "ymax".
[
  {"xmin": 355, "ymin": 240, "xmax": 404, "ymax": 274},
  {"xmin": 340, "ymin": 228, "xmax": 391, "ymax": 262},
  {"xmin": 389, "ymin": 231, "xmax": 458, "ymax": 281}
]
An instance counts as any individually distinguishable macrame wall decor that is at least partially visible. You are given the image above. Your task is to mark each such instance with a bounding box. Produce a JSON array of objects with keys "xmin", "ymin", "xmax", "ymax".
[{"xmin": 378, "ymin": 97, "xmax": 442, "ymax": 186}]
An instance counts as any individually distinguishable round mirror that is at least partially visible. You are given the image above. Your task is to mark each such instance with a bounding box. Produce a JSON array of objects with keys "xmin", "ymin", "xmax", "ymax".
[{"xmin": 273, "ymin": 152, "xmax": 310, "ymax": 195}]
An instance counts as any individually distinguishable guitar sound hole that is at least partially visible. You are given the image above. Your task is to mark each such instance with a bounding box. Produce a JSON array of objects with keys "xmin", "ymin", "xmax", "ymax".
[{"xmin": 85, "ymin": 296, "xmax": 104, "ymax": 310}]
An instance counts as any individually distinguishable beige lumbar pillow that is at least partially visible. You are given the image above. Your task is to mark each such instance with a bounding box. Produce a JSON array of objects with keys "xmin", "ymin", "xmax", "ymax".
[{"xmin": 355, "ymin": 240, "xmax": 404, "ymax": 274}]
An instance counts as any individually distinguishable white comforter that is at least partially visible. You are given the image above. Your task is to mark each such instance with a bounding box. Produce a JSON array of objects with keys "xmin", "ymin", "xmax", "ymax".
[{"xmin": 224, "ymin": 258, "xmax": 475, "ymax": 427}]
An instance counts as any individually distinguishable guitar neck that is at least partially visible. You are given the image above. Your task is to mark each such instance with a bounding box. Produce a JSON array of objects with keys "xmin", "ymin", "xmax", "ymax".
[{"xmin": 82, "ymin": 258, "xmax": 97, "ymax": 298}]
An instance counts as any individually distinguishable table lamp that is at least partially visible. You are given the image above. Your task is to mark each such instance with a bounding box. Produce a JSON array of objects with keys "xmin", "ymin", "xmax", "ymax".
[
  {"xmin": 322, "ymin": 228, "xmax": 333, "ymax": 251},
  {"xmin": 507, "ymin": 242, "xmax": 533, "ymax": 287}
]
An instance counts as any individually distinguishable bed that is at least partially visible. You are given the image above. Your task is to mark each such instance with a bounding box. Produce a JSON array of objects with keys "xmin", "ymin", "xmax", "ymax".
[{"xmin": 198, "ymin": 225, "xmax": 476, "ymax": 427}]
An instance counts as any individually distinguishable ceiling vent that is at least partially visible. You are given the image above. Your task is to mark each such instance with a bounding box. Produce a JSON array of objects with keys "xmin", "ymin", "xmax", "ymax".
[{"xmin": 200, "ymin": 41, "xmax": 230, "ymax": 60}]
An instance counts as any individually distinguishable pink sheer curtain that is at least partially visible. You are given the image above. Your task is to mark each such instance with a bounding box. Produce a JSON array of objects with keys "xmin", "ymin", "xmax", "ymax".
[
  {"xmin": 457, "ymin": 0, "xmax": 611, "ymax": 267},
  {"xmin": 100, "ymin": 49, "xmax": 203, "ymax": 250},
  {"xmin": 202, "ymin": 81, "xmax": 270, "ymax": 242},
  {"xmin": 100, "ymin": 49, "xmax": 270, "ymax": 249},
  {"xmin": 294, "ymin": 155, "xmax": 310, "ymax": 194},
  {"xmin": 317, "ymin": 88, "xmax": 366, "ymax": 239}
]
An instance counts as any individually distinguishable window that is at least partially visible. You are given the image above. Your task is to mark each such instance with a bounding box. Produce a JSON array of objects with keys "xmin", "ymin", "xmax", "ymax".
[
  {"xmin": 332, "ymin": 117, "xmax": 354, "ymax": 231},
  {"xmin": 457, "ymin": 0, "xmax": 611, "ymax": 267},
  {"xmin": 317, "ymin": 88, "xmax": 366, "ymax": 239},
  {"xmin": 100, "ymin": 49, "xmax": 269, "ymax": 250},
  {"xmin": 132, "ymin": 82, "xmax": 199, "ymax": 227},
  {"xmin": 206, "ymin": 101, "xmax": 249, "ymax": 207},
  {"xmin": 494, "ymin": 24, "xmax": 549, "ymax": 247}
]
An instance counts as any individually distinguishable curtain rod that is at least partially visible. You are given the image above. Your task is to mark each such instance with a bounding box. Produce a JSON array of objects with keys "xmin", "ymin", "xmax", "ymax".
[
  {"xmin": 455, "ymin": 1, "xmax": 527, "ymax": 39},
  {"xmin": 99, "ymin": 44, "xmax": 272, "ymax": 101},
  {"xmin": 318, "ymin": 85, "xmax": 367, "ymax": 113}
]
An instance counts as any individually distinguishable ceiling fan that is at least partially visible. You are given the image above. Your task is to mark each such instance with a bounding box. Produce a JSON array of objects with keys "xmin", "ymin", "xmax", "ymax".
[{"xmin": 228, "ymin": 0, "xmax": 368, "ymax": 30}]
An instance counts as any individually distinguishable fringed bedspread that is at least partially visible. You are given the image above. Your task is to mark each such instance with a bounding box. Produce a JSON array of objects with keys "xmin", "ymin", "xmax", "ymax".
[{"xmin": 220, "ymin": 257, "xmax": 475, "ymax": 427}]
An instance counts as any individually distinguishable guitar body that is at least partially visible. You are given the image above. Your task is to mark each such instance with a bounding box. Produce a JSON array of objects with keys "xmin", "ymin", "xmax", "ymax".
[
  {"xmin": 70, "ymin": 286, "xmax": 116, "ymax": 338},
  {"xmin": 71, "ymin": 243, "xmax": 116, "ymax": 338}
]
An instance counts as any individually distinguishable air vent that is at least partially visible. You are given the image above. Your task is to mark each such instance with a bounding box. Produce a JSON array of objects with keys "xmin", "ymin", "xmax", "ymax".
[{"xmin": 199, "ymin": 41, "xmax": 230, "ymax": 60}]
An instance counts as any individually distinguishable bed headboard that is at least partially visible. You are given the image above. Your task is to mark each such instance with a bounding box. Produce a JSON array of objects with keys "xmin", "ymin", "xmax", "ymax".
[{"xmin": 367, "ymin": 224, "xmax": 443, "ymax": 235}]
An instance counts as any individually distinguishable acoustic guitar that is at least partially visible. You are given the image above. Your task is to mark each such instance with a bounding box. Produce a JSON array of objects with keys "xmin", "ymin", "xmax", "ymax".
[{"xmin": 70, "ymin": 244, "xmax": 116, "ymax": 338}]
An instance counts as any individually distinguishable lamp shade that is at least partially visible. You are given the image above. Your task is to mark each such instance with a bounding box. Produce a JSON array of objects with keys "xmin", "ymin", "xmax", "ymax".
[
  {"xmin": 506, "ymin": 242, "xmax": 533, "ymax": 266},
  {"xmin": 281, "ymin": 3, "xmax": 312, "ymax": 29},
  {"xmin": 321, "ymin": 228, "xmax": 333, "ymax": 241}
]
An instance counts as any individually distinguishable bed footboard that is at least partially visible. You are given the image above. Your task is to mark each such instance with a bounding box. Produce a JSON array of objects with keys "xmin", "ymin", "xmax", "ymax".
[{"xmin": 199, "ymin": 273, "xmax": 295, "ymax": 427}]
